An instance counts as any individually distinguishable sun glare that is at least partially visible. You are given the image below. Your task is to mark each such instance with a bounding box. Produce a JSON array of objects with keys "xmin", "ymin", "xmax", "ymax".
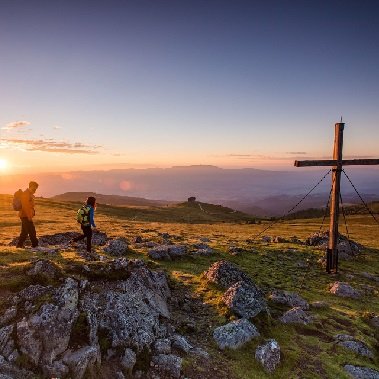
[{"xmin": 0, "ymin": 159, "xmax": 9, "ymax": 171}]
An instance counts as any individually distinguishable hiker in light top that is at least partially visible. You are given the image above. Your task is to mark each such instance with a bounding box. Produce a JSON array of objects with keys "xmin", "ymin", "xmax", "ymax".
[
  {"xmin": 73, "ymin": 196, "xmax": 97, "ymax": 252},
  {"xmin": 17, "ymin": 181, "xmax": 39, "ymax": 248}
]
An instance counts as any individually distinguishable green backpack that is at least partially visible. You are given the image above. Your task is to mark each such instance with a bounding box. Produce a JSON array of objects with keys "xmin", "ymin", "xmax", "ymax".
[{"xmin": 76, "ymin": 205, "xmax": 91, "ymax": 226}]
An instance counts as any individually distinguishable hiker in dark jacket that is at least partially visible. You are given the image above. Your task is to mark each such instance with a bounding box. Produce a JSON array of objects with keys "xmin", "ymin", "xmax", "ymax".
[
  {"xmin": 72, "ymin": 196, "xmax": 97, "ymax": 252},
  {"xmin": 16, "ymin": 181, "xmax": 39, "ymax": 248}
]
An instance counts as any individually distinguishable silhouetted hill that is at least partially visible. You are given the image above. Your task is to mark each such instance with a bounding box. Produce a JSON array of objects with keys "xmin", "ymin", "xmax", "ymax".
[{"xmin": 50, "ymin": 192, "xmax": 176, "ymax": 207}]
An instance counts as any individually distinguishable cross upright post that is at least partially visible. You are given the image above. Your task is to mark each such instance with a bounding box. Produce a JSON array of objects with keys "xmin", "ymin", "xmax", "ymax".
[
  {"xmin": 294, "ymin": 121, "xmax": 379, "ymax": 273},
  {"xmin": 327, "ymin": 122, "xmax": 344, "ymax": 273}
]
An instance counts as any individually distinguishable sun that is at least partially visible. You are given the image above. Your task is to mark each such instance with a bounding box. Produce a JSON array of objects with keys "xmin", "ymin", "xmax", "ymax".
[{"xmin": 0, "ymin": 159, "xmax": 9, "ymax": 171}]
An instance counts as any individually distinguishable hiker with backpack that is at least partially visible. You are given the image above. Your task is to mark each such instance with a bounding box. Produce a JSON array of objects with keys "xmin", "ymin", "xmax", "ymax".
[
  {"xmin": 72, "ymin": 196, "xmax": 97, "ymax": 253},
  {"xmin": 15, "ymin": 181, "xmax": 39, "ymax": 248}
]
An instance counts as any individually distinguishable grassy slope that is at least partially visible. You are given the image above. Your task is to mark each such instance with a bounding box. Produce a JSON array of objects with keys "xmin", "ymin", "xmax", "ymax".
[{"xmin": 0, "ymin": 194, "xmax": 378, "ymax": 378}]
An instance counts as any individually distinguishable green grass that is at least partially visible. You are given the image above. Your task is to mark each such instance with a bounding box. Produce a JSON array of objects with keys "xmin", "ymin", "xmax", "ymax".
[{"xmin": 0, "ymin": 194, "xmax": 378, "ymax": 378}]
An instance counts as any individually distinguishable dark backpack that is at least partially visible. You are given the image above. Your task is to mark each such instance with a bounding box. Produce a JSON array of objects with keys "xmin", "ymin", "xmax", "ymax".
[
  {"xmin": 77, "ymin": 205, "xmax": 91, "ymax": 225},
  {"xmin": 13, "ymin": 189, "xmax": 23, "ymax": 211}
]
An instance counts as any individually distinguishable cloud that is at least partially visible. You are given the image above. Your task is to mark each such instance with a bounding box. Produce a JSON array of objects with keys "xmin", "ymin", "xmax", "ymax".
[
  {"xmin": 2, "ymin": 120, "xmax": 31, "ymax": 130},
  {"xmin": 0, "ymin": 138, "xmax": 101, "ymax": 155},
  {"xmin": 286, "ymin": 152, "xmax": 307, "ymax": 155},
  {"xmin": 53, "ymin": 125, "xmax": 62, "ymax": 130}
]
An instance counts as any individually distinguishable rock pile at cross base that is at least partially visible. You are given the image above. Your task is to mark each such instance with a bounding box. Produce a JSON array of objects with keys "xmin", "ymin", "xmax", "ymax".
[{"xmin": 0, "ymin": 258, "xmax": 205, "ymax": 379}]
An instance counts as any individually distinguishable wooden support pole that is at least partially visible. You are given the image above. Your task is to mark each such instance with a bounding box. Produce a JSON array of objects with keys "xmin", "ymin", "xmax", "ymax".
[{"xmin": 327, "ymin": 122, "xmax": 344, "ymax": 273}]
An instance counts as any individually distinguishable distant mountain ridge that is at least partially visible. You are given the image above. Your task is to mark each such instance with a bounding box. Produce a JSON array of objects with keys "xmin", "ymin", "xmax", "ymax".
[
  {"xmin": 2, "ymin": 165, "xmax": 378, "ymax": 217},
  {"xmin": 51, "ymin": 192, "xmax": 176, "ymax": 207}
]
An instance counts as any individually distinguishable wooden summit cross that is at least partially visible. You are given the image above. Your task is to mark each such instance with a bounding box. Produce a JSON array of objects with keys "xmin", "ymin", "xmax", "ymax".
[{"xmin": 294, "ymin": 121, "xmax": 379, "ymax": 274}]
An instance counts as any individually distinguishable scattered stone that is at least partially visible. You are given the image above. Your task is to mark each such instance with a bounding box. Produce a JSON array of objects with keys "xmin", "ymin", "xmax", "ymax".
[
  {"xmin": 289, "ymin": 236, "xmax": 302, "ymax": 244},
  {"xmin": 134, "ymin": 236, "xmax": 143, "ymax": 243},
  {"xmin": 361, "ymin": 272, "xmax": 379, "ymax": 283},
  {"xmin": 191, "ymin": 248, "xmax": 213, "ymax": 256},
  {"xmin": 261, "ymin": 236, "xmax": 272, "ymax": 243},
  {"xmin": 199, "ymin": 237, "xmax": 210, "ymax": 243},
  {"xmin": 151, "ymin": 354, "xmax": 182, "ymax": 379},
  {"xmin": 273, "ymin": 236, "xmax": 288, "ymax": 243},
  {"xmin": 329, "ymin": 282, "xmax": 361, "ymax": 299},
  {"xmin": 228, "ymin": 246, "xmax": 244, "ymax": 256},
  {"xmin": 203, "ymin": 260, "xmax": 253, "ymax": 289},
  {"xmin": 103, "ymin": 238, "xmax": 129, "ymax": 256},
  {"xmin": 213, "ymin": 319, "xmax": 260, "ymax": 350},
  {"xmin": 148, "ymin": 245, "xmax": 187, "ymax": 260},
  {"xmin": 344, "ymin": 365, "xmax": 379, "ymax": 379},
  {"xmin": 223, "ymin": 281, "xmax": 266, "ymax": 318},
  {"xmin": 279, "ymin": 307, "xmax": 312, "ymax": 324},
  {"xmin": 269, "ymin": 290, "xmax": 309, "ymax": 310},
  {"xmin": 306, "ymin": 232, "xmax": 362, "ymax": 259},
  {"xmin": 26, "ymin": 259, "xmax": 61, "ymax": 280},
  {"xmin": 335, "ymin": 335, "xmax": 374, "ymax": 358},
  {"xmin": 255, "ymin": 339, "xmax": 281, "ymax": 373}
]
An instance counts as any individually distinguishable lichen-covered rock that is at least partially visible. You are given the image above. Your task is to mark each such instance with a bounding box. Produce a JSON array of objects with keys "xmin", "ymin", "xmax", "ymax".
[
  {"xmin": 255, "ymin": 339, "xmax": 281, "ymax": 373},
  {"xmin": 80, "ymin": 260, "xmax": 170, "ymax": 352},
  {"xmin": 213, "ymin": 319, "xmax": 260, "ymax": 349},
  {"xmin": 203, "ymin": 260, "xmax": 252, "ymax": 289},
  {"xmin": 334, "ymin": 335, "xmax": 374, "ymax": 358},
  {"xmin": 344, "ymin": 365, "xmax": 379, "ymax": 379},
  {"xmin": 171, "ymin": 334, "xmax": 193, "ymax": 353},
  {"xmin": 26, "ymin": 259, "xmax": 61, "ymax": 280},
  {"xmin": 148, "ymin": 245, "xmax": 187, "ymax": 260},
  {"xmin": 329, "ymin": 282, "xmax": 361, "ymax": 299},
  {"xmin": 103, "ymin": 238, "xmax": 129, "ymax": 256},
  {"xmin": 0, "ymin": 325, "xmax": 15, "ymax": 360},
  {"xmin": 16, "ymin": 278, "xmax": 79, "ymax": 366},
  {"xmin": 148, "ymin": 247, "xmax": 171, "ymax": 260},
  {"xmin": 223, "ymin": 281, "xmax": 266, "ymax": 318},
  {"xmin": 279, "ymin": 307, "xmax": 312, "ymax": 324},
  {"xmin": 0, "ymin": 307, "xmax": 17, "ymax": 327},
  {"xmin": 62, "ymin": 345, "xmax": 101, "ymax": 379},
  {"xmin": 306, "ymin": 232, "xmax": 362, "ymax": 260},
  {"xmin": 269, "ymin": 290, "xmax": 309, "ymax": 310},
  {"xmin": 151, "ymin": 354, "xmax": 182, "ymax": 378},
  {"xmin": 153, "ymin": 338, "xmax": 172, "ymax": 354},
  {"xmin": 120, "ymin": 348, "xmax": 136, "ymax": 372}
]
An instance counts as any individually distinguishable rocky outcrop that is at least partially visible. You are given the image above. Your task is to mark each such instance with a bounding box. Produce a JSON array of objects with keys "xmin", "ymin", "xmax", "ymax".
[
  {"xmin": 203, "ymin": 260, "xmax": 252, "ymax": 289},
  {"xmin": 16, "ymin": 278, "xmax": 79, "ymax": 366},
  {"xmin": 0, "ymin": 258, "xmax": 202, "ymax": 379},
  {"xmin": 222, "ymin": 281, "xmax": 266, "ymax": 318},
  {"xmin": 255, "ymin": 339, "xmax": 281, "ymax": 373},
  {"xmin": 80, "ymin": 261, "xmax": 171, "ymax": 352},
  {"xmin": 213, "ymin": 319, "xmax": 260, "ymax": 349}
]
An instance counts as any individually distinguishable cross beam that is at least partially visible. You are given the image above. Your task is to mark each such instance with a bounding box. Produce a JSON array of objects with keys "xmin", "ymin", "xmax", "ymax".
[{"xmin": 294, "ymin": 122, "xmax": 379, "ymax": 273}]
